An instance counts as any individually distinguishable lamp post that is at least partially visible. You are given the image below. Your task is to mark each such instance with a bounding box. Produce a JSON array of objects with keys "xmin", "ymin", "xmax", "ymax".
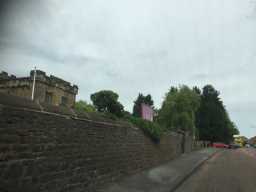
[{"xmin": 31, "ymin": 67, "xmax": 36, "ymax": 101}]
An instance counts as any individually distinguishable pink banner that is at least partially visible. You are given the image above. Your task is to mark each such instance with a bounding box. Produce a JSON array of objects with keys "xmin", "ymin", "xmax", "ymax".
[{"xmin": 141, "ymin": 103, "xmax": 153, "ymax": 122}]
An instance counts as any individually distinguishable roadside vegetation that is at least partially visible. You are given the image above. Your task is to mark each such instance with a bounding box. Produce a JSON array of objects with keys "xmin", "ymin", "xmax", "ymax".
[
  {"xmin": 75, "ymin": 100, "xmax": 96, "ymax": 113},
  {"xmin": 74, "ymin": 85, "xmax": 239, "ymax": 143},
  {"xmin": 195, "ymin": 85, "xmax": 239, "ymax": 143},
  {"xmin": 157, "ymin": 86, "xmax": 201, "ymax": 137}
]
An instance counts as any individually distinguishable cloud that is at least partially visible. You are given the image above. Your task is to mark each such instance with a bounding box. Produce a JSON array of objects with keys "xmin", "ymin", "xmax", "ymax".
[{"xmin": 0, "ymin": 38, "xmax": 103, "ymax": 65}]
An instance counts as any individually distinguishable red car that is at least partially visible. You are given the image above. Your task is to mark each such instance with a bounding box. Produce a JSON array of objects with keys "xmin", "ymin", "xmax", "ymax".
[{"xmin": 212, "ymin": 142, "xmax": 229, "ymax": 148}]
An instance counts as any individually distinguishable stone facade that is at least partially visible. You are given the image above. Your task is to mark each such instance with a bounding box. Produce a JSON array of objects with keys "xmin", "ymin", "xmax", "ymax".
[
  {"xmin": 0, "ymin": 93, "xmax": 207, "ymax": 192},
  {"xmin": 0, "ymin": 110, "xmax": 184, "ymax": 192},
  {"xmin": 0, "ymin": 70, "xmax": 78, "ymax": 108},
  {"xmin": 0, "ymin": 102, "xmax": 183, "ymax": 192}
]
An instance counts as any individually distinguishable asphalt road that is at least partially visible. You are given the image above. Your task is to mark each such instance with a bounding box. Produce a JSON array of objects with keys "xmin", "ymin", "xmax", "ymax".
[{"xmin": 175, "ymin": 148, "xmax": 256, "ymax": 192}]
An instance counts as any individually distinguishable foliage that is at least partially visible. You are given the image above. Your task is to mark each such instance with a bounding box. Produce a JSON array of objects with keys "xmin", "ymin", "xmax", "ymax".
[
  {"xmin": 193, "ymin": 86, "xmax": 201, "ymax": 95},
  {"xmin": 124, "ymin": 114, "xmax": 164, "ymax": 142},
  {"xmin": 195, "ymin": 85, "xmax": 239, "ymax": 143},
  {"xmin": 157, "ymin": 85, "xmax": 201, "ymax": 135},
  {"xmin": 132, "ymin": 93, "xmax": 154, "ymax": 117},
  {"xmin": 90, "ymin": 90, "xmax": 124, "ymax": 117},
  {"xmin": 80, "ymin": 85, "xmax": 239, "ymax": 144},
  {"xmin": 75, "ymin": 100, "xmax": 96, "ymax": 112}
]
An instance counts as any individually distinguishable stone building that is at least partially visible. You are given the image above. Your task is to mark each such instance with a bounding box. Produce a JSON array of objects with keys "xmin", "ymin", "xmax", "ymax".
[{"xmin": 0, "ymin": 70, "xmax": 78, "ymax": 108}]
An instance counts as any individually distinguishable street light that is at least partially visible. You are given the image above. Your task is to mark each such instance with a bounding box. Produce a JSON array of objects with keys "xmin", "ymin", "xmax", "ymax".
[{"xmin": 31, "ymin": 67, "xmax": 36, "ymax": 101}]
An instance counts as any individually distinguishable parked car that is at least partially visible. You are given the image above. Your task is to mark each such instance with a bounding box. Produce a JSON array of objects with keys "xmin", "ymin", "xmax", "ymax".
[
  {"xmin": 212, "ymin": 142, "xmax": 229, "ymax": 148},
  {"xmin": 228, "ymin": 143, "xmax": 241, "ymax": 149},
  {"xmin": 245, "ymin": 144, "xmax": 251, "ymax": 148}
]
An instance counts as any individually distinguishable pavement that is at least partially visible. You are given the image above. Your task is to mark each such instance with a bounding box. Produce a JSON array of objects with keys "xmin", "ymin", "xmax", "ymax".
[
  {"xmin": 175, "ymin": 148, "xmax": 256, "ymax": 192},
  {"xmin": 99, "ymin": 148, "xmax": 219, "ymax": 192}
]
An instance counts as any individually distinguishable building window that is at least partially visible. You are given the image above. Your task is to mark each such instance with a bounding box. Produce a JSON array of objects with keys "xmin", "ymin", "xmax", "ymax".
[
  {"xmin": 61, "ymin": 96, "xmax": 68, "ymax": 106},
  {"xmin": 45, "ymin": 92, "xmax": 53, "ymax": 104}
]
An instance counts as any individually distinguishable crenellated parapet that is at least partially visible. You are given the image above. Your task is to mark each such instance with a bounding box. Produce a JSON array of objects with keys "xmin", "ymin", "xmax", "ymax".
[
  {"xmin": 0, "ymin": 71, "xmax": 17, "ymax": 80},
  {"xmin": 0, "ymin": 70, "xmax": 78, "ymax": 94},
  {"xmin": 0, "ymin": 69, "xmax": 78, "ymax": 107},
  {"xmin": 29, "ymin": 70, "xmax": 78, "ymax": 94}
]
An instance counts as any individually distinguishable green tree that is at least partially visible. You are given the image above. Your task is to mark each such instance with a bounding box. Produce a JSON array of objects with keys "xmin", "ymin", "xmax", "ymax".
[
  {"xmin": 158, "ymin": 85, "xmax": 201, "ymax": 135},
  {"xmin": 90, "ymin": 90, "xmax": 124, "ymax": 117},
  {"xmin": 75, "ymin": 100, "xmax": 96, "ymax": 112},
  {"xmin": 193, "ymin": 86, "xmax": 201, "ymax": 95},
  {"xmin": 195, "ymin": 85, "xmax": 238, "ymax": 143},
  {"xmin": 230, "ymin": 121, "xmax": 239, "ymax": 135},
  {"xmin": 132, "ymin": 93, "xmax": 154, "ymax": 117}
]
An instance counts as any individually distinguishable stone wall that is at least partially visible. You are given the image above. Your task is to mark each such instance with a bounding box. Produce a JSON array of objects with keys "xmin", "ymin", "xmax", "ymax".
[
  {"xmin": 0, "ymin": 93, "xmax": 203, "ymax": 192},
  {"xmin": 0, "ymin": 106, "xmax": 186, "ymax": 192}
]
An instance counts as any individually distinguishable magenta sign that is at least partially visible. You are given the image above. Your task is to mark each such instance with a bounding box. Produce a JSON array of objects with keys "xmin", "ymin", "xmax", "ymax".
[{"xmin": 141, "ymin": 103, "xmax": 154, "ymax": 122}]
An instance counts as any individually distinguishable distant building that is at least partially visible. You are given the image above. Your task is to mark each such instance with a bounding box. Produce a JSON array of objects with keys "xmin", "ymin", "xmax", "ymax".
[
  {"xmin": 141, "ymin": 103, "xmax": 154, "ymax": 122},
  {"xmin": 248, "ymin": 136, "xmax": 256, "ymax": 145},
  {"xmin": 233, "ymin": 135, "xmax": 248, "ymax": 147},
  {"xmin": 0, "ymin": 70, "xmax": 78, "ymax": 108}
]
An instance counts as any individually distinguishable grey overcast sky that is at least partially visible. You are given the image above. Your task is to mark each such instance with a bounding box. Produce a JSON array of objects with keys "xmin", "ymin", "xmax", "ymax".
[{"xmin": 1, "ymin": 0, "xmax": 256, "ymax": 138}]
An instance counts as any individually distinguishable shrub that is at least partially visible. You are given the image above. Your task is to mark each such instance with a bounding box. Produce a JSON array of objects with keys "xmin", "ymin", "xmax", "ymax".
[
  {"xmin": 75, "ymin": 100, "xmax": 96, "ymax": 112},
  {"xmin": 126, "ymin": 115, "xmax": 164, "ymax": 142}
]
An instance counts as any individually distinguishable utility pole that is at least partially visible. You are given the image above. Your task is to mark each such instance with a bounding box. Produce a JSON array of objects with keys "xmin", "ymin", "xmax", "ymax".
[{"xmin": 31, "ymin": 67, "xmax": 36, "ymax": 101}]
